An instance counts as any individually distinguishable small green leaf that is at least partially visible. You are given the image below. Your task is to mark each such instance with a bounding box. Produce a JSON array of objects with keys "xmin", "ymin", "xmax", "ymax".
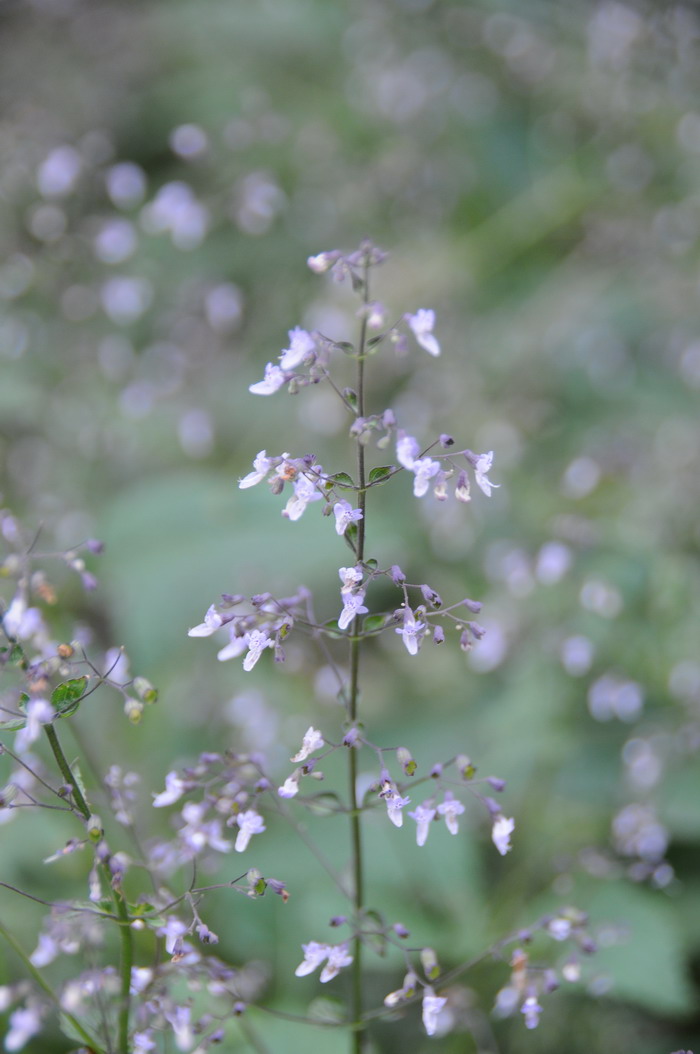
[
  {"xmin": 305, "ymin": 792, "xmax": 343, "ymax": 816},
  {"xmin": 362, "ymin": 614, "xmax": 387, "ymax": 633},
  {"xmin": 368, "ymin": 465, "xmax": 394, "ymax": 486},
  {"xmin": 327, "ymin": 471, "xmax": 355, "ymax": 489},
  {"xmin": 334, "ymin": 340, "xmax": 355, "ymax": 352},
  {"xmin": 0, "ymin": 716, "xmax": 27, "ymax": 731},
  {"xmin": 342, "ymin": 388, "xmax": 358, "ymax": 410},
  {"xmin": 344, "ymin": 523, "xmax": 358, "ymax": 550},
  {"xmin": 51, "ymin": 677, "xmax": 88, "ymax": 717},
  {"xmin": 365, "ymin": 558, "xmax": 378, "ymax": 570},
  {"xmin": 367, "ymin": 334, "xmax": 385, "ymax": 347}
]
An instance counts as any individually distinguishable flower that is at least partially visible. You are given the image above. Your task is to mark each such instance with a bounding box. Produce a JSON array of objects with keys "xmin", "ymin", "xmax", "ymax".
[
  {"xmin": 395, "ymin": 607, "xmax": 426, "ymax": 656},
  {"xmin": 339, "ymin": 565, "xmax": 363, "ymax": 591},
  {"xmin": 153, "ymin": 771, "xmax": 188, "ymax": 808},
  {"xmin": 411, "ymin": 457, "xmax": 441, "ymax": 497},
  {"xmin": 320, "ymin": 943, "xmax": 353, "ymax": 982},
  {"xmin": 437, "ymin": 792, "xmax": 465, "ymax": 835},
  {"xmin": 383, "ymin": 787, "xmax": 411, "ymax": 828},
  {"xmin": 474, "ymin": 451, "xmax": 499, "ymax": 496},
  {"xmin": 422, "ymin": 987, "xmax": 448, "ymax": 1036},
  {"xmin": 294, "ymin": 940, "xmax": 330, "ymax": 977},
  {"xmin": 333, "ymin": 500, "xmax": 363, "ymax": 536},
  {"xmin": 290, "ymin": 727, "xmax": 324, "ymax": 763},
  {"xmin": 492, "ymin": 814, "xmax": 515, "ymax": 856},
  {"xmin": 283, "ymin": 468, "xmax": 324, "ymax": 521},
  {"xmin": 279, "ymin": 327, "xmax": 316, "ymax": 370},
  {"xmin": 339, "ymin": 590, "xmax": 368, "ymax": 631},
  {"xmin": 249, "ymin": 362, "xmax": 286, "ymax": 395},
  {"xmin": 234, "ymin": 809, "xmax": 266, "ymax": 852},
  {"xmin": 187, "ymin": 604, "xmax": 223, "ymax": 637},
  {"xmin": 239, "ymin": 450, "xmax": 273, "ymax": 489},
  {"xmin": 408, "ymin": 802, "xmax": 437, "ymax": 846},
  {"xmin": 521, "ymin": 995, "xmax": 543, "ymax": 1029},
  {"xmin": 216, "ymin": 631, "xmax": 249, "ymax": 663},
  {"xmin": 307, "ymin": 251, "xmax": 339, "ymax": 274},
  {"xmin": 5, "ymin": 1004, "xmax": 43, "ymax": 1052},
  {"xmin": 405, "ymin": 309, "xmax": 440, "ymax": 357},
  {"xmin": 242, "ymin": 630, "xmax": 274, "ymax": 671},
  {"xmin": 396, "ymin": 431, "xmax": 420, "ymax": 469},
  {"xmin": 278, "ymin": 773, "xmax": 300, "ymax": 798},
  {"xmin": 15, "ymin": 698, "xmax": 54, "ymax": 753}
]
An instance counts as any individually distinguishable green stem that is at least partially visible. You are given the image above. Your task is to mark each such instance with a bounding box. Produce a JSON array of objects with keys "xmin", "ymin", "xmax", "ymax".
[
  {"xmin": 0, "ymin": 917, "xmax": 106, "ymax": 1052},
  {"xmin": 43, "ymin": 723, "xmax": 132, "ymax": 1054},
  {"xmin": 348, "ymin": 257, "xmax": 371, "ymax": 1054}
]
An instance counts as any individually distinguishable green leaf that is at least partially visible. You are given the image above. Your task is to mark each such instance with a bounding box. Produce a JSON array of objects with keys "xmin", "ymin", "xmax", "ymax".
[
  {"xmin": 51, "ymin": 677, "xmax": 88, "ymax": 717},
  {"xmin": 362, "ymin": 614, "xmax": 387, "ymax": 633},
  {"xmin": 304, "ymin": 792, "xmax": 343, "ymax": 816},
  {"xmin": 0, "ymin": 716, "xmax": 27, "ymax": 731},
  {"xmin": 366, "ymin": 334, "xmax": 386, "ymax": 347},
  {"xmin": 344, "ymin": 522, "xmax": 358, "ymax": 550},
  {"xmin": 327, "ymin": 471, "xmax": 355, "ymax": 489},
  {"xmin": 368, "ymin": 465, "xmax": 394, "ymax": 485}
]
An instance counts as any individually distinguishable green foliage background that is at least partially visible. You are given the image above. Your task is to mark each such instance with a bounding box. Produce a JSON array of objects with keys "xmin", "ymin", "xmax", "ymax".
[{"xmin": 1, "ymin": 0, "xmax": 699, "ymax": 1051}]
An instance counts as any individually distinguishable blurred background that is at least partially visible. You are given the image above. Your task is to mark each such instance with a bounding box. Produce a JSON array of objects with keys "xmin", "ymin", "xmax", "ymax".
[{"xmin": 1, "ymin": 0, "xmax": 700, "ymax": 1050}]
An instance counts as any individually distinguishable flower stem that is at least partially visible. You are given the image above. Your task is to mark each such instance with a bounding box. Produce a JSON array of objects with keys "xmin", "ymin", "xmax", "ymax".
[
  {"xmin": 43, "ymin": 722, "xmax": 133, "ymax": 1054},
  {"xmin": 347, "ymin": 257, "xmax": 371, "ymax": 1053}
]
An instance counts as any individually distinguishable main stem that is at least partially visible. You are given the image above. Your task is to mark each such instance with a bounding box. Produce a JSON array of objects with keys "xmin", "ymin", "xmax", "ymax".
[
  {"xmin": 44, "ymin": 723, "xmax": 133, "ymax": 1054},
  {"xmin": 348, "ymin": 262, "xmax": 370, "ymax": 1054}
]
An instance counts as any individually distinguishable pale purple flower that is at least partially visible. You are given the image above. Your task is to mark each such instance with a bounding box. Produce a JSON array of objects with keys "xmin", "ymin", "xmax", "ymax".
[
  {"xmin": 339, "ymin": 566, "xmax": 363, "ymax": 592},
  {"xmin": 133, "ymin": 1032, "xmax": 157, "ymax": 1053},
  {"xmin": 283, "ymin": 470, "xmax": 323, "ymax": 521},
  {"xmin": 474, "ymin": 451, "xmax": 500, "ymax": 496},
  {"xmin": 152, "ymin": 771, "xmax": 188, "ymax": 808},
  {"xmin": 15, "ymin": 698, "xmax": 54, "ymax": 753},
  {"xmin": 422, "ymin": 987, "xmax": 448, "ymax": 1036},
  {"xmin": 3, "ymin": 597, "xmax": 45, "ymax": 641},
  {"xmin": 294, "ymin": 941, "xmax": 330, "ymax": 977},
  {"xmin": 239, "ymin": 450, "xmax": 273, "ymax": 488},
  {"xmin": 279, "ymin": 327, "xmax": 315, "ymax": 370},
  {"xmin": 290, "ymin": 727, "xmax": 324, "ymax": 763},
  {"xmin": 234, "ymin": 809, "xmax": 266, "ymax": 852},
  {"xmin": 396, "ymin": 431, "xmax": 420, "ymax": 469},
  {"xmin": 243, "ymin": 630, "xmax": 274, "ymax": 671},
  {"xmin": 320, "ymin": 943, "xmax": 353, "ymax": 982},
  {"xmin": 5, "ymin": 1004, "xmax": 43, "ymax": 1052},
  {"xmin": 411, "ymin": 457, "xmax": 441, "ymax": 497},
  {"xmin": 333, "ymin": 500, "xmax": 363, "ymax": 536},
  {"xmin": 406, "ymin": 309, "xmax": 440, "ymax": 357},
  {"xmin": 187, "ymin": 604, "xmax": 223, "ymax": 637},
  {"xmin": 278, "ymin": 773, "xmax": 300, "ymax": 798},
  {"xmin": 492, "ymin": 814, "xmax": 515, "ymax": 856},
  {"xmin": 521, "ymin": 995, "xmax": 543, "ymax": 1029},
  {"xmin": 307, "ymin": 251, "xmax": 339, "ymax": 274},
  {"xmin": 180, "ymin": 801, "xmax": 232, "ymax": 854},
  {"xmin": 216, "ymin": 630, "xmax": 248, "ymax": 663},
  {"xmin": 29, "ymin": 933, "xmax": 58, "ymax": 968},
  {"xmin": 409, "ymin": 802, "xmax": 437, "ymax": 846},
  {"xmin": 437, "ymin": 792, "xmax": 465, "ymax": 835},
  {"xmin": 249, "ymin": 362, "xmax": 286, "ymax": 395},
  {"xmin": 159, "ymin": 917, "xmax": 188, "ymax": 956},
  {"xmin": 395, "ymin": 608, "xmax": 426, "ymax": 656},
  {"xmin": 165, "ymin": 1005, "xmax": 194, "ymax": 1050},
  {"xmin": 339, "ymin": 590, "xmax": 368, "ymax": 631},
  {"xmin": 384, "ymin": 788, "xmax": 411, "ymax": 828}
]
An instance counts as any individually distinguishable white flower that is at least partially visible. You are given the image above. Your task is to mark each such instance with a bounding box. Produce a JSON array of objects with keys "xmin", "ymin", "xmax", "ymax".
[
  {"xmin": 333, "ymin": 500, "xmax": 363, "ymax": 536},
  {"xmin": 249, "ymin": 362, "xmax": 286, "ymax": 395},
  {"xmin": 5, "ymin": 1004, "xmax": 43, "ymax": 1052},
  {"xmin": 339, "ymin": 590, "xmax": 368, "ymax": 630},
  {"xmin": 492, "ymin": 814, "xmax": 515, "ymax": 856},
  {"xmin": 408, "ymin": 802, "xmax": 437, "ymax": 847},
  {"xmin": 339, "ymin": 566, "xmax": 363, "ymax": 592},
  {"xmin": 395, "ymin": 608, "xmax": 426, "ymax": 656},
  {"xmin": 15, "ymin": 698, "xmax": 54, "ymax": 753},
  {"xmin": 422, "ymin": 987, "xmax": 448, "ymax": 1036},
  {"xmin": 474, "ymin": 451, "xmax": 500, "ymax": 496},
  {"xmin": 187, "ymin": 604, "xmax": 223, "ymax": 637},
  {"xmin": 521, "ymin": 995, "xmax": 543, "ymax": 1029},
  {"xmin": 239, "ymin": 450, "xmax": 273, "ymax": 488},
  {"xmin": 283, "ymin": 469, "xmax": 323, "ymax": 521},
  {"xmin": 290, "ymin": 727, "xmax": 324, "ymax": 763},
  {"xmin": 406, "ymin": 309, "xmax": 440, "ymax": 357},
  {"xmin": 242, "ymin": 630, "xmax": 274, "ymax": 671},
  {"xmin": 295, "ymin": 940, "xmax": 330, "ymax": 977},
  {"xmin": 436, "ymin": 792, "xmax": 465, "ymax": 835},
  {"xmin": 234, "ymin": 809, "xmax": 266, "ymax": 852},
  {"xmin": 320, "ymin": 943, "xmax": 353, "ymax": 982},
  {"xmin": 153, "ymin": 771, "xmax": 188, "ymax": 808},
  {"xmin": 216, "ymin": 631, "xmax": 248, "ymax": 663},
  {"xmin": 307, "ymin": 252, "xmax": 337, "ymax": 274},
  {"xmin": 279, "ymin": 327, "xmax": 315, "ymax": 370},
  {"xmin": 278, "ymin": 774, "xmax": 300, "ymax": 798},
  {"xmin": 396, "ymin": 431, "xmax": 420, "ymax": 469},
  {"xmin": 411, "ymin": 457, "xmax": 440, "ymax": 498},
  {"xmin": 384, "ymin": 788, "xmax": 411, "ymax": 828}
]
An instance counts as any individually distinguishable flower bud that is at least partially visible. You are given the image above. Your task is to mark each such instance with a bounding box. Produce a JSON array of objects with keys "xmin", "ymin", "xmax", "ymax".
[
  {"xmin": 85, "ymin": 539, "xmax": 105, "ymax": 554},
  {"xmin": 420, "ymin": 947, "xmax": 440, "ymax": 981},
  {"xmin": 439, "ymin": 434, "xmax": 454, "ymax": 448},
  {"xmin": 462, "ymin": 598, "xmax": 482, "ymax": 613},
  {"xmin": 124, "ymin": 698, "xmax": 143, "ymax": 724},
  {"xmin": 397, "ymin": 747, "xmax": 416, "ymax": 776},
  {"xmin": 487, "ymin": 776, "xmax": 506, "ymax": 792},
  {"xmin": 267, "ymin": 879, "xmax": 289, "ymax": 902},
  {"xmin": 420, "ymin": 584, "xmax": 442, "ymax": 608},
  {"xmin": 433, "ymin": 625, "xmax": 445, "ymax": 645},
  {"xmin": 467, "ymin": 621, "xmax": 486, "ymax": 640},
  {"xmin": 389, "ymin": 564, "xmax": 406, "ymax": 584},
  {"xmin": 393, "ymin": 922, "xmax": 410, "ymax": 939},
  {"xmin": 86, "ymin": 814, "xmax": 103, "ymax": 841}
]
